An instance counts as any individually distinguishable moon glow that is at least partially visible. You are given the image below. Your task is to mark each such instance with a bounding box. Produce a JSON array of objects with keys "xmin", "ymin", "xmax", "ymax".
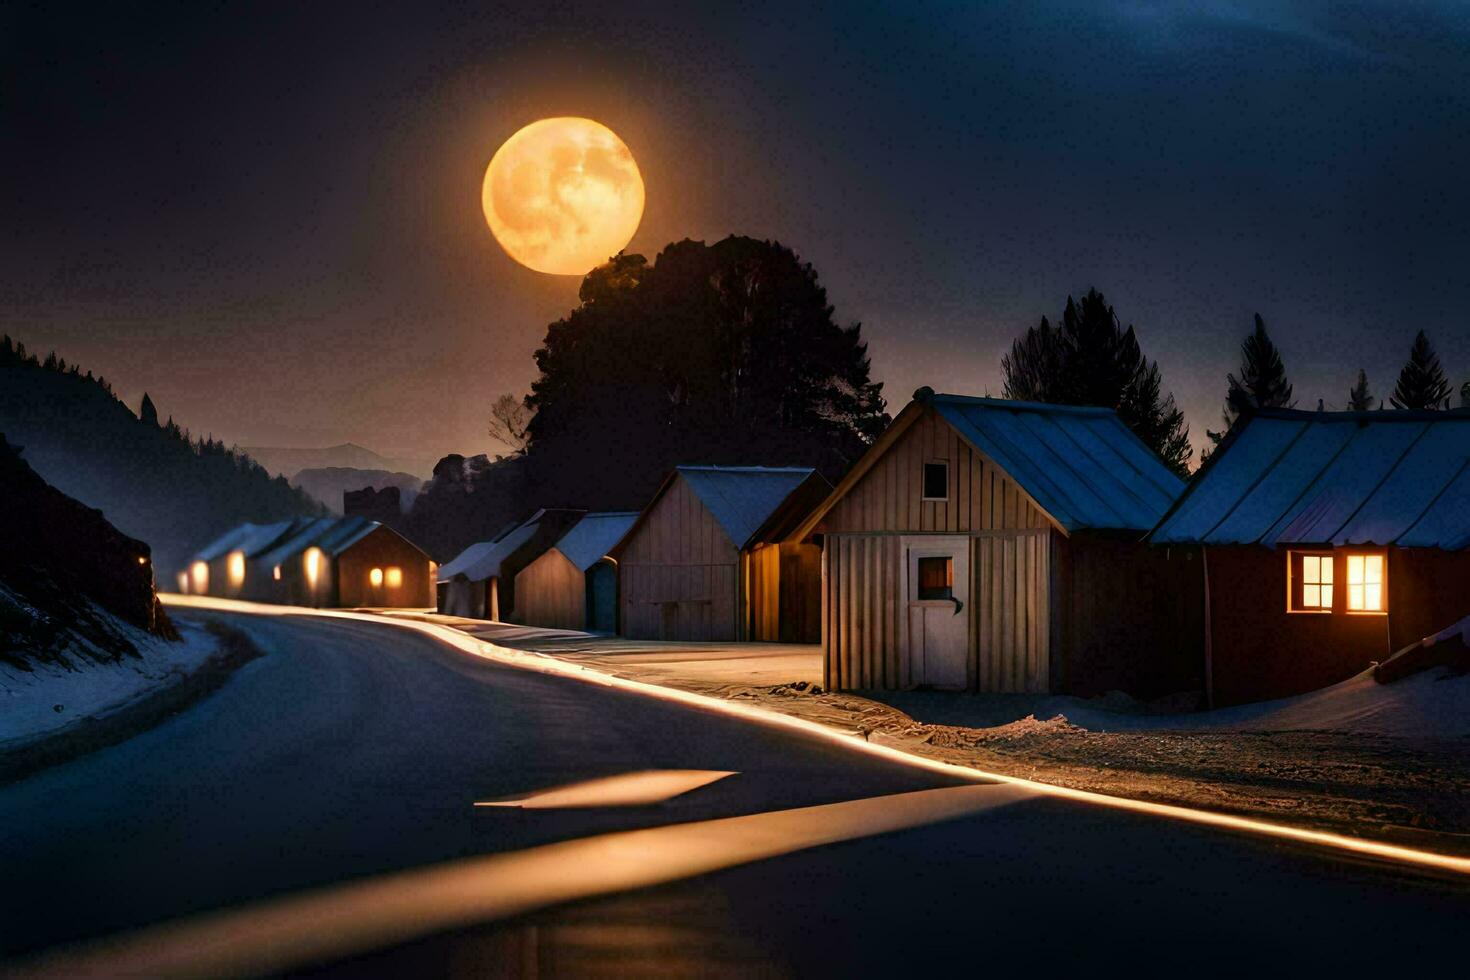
[{"xmin": 481, "ymin": 117, "xmax": 645, "ymax": 276}]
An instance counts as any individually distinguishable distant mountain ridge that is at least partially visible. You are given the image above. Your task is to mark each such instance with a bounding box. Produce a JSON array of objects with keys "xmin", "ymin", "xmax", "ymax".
[
  {"xmin": 0, "ymin": 336, "xmax": 325, "ymax": 576},
  {"xmin": 290, "ymin": 467, "xmax": 423, "ymax": 515},
  {"xmin": 242, "ymin": 444, "xmax": 435, "ymax": 481}
]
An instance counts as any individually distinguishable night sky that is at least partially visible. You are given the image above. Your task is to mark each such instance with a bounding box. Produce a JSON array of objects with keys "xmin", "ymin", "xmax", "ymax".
[{"xmin": 5, "ymin": 1, "xmax": 1469, "ymax": 468}]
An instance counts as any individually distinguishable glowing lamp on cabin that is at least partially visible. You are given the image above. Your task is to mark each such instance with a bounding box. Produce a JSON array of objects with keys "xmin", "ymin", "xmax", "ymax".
[
  {"xmin": 304, "ymin": 548, "xmax": 324, "ymax": 589},
  {"xmin": 273, "ymin": 565, "xmax": 282, "ymax": 581},
  {"xmin": 176, "ymin": 571, "xmax": 189, "ymax": 593},
  {"xmin": 227, "ymin": 551, "xmax": 246, "ymax": 588},
  {"xmin": 136, "ymin": 556, "xmax": 148, "ymax": 565},
  {"xmin": 190, "ymin": 561, "xmax": 209, "ymax": 594},
  {"xmin": 369, "ymin": 567, "xmax": 384, "ymax": 588},
  {"xmin": 385, "ymin": 567, "xmax": 403, "ymax": 589}
]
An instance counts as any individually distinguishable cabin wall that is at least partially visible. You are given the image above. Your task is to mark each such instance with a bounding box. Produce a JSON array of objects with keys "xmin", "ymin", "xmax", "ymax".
[
  {"xmin": 818, "ymin": 408, "xmax": 1051, "ymax": 536},
  {"xmin": 824, "ymin": 529, "xmax": 1049, "ymax": 691},
  {"xmin": 1207, "ymin": 545, "xmax": 1470, "ymax": 706},
  {"xmin": 744, "ymin": 541, "xmax": 822, "ymax": 643},
  {"xmin": 619, "ymin": 475, "xmax": 740, "ymax": 641},
  {"xmin": 819, "ymin": 409, "xmax": 1057, "ymax": 691},
  {"xmin": 514, "ymin": 549, "xmax": 585, "ymax": 630},
  {"xmin": 1051, "ymin": 535, "xmax": 1204, "ymax": 700},
  {"xmin": 336, "ymin": 527, "xmax": 434, "ymax": 608}
]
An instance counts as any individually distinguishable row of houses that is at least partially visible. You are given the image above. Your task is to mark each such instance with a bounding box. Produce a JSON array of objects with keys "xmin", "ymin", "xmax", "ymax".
[
  {"xmin": 189, "ymin": 389, "xmax": 1470, "ymax": 708},
  {"xmin": 181, "ymin": 515, "xmax": 435, "ymax": 608}
]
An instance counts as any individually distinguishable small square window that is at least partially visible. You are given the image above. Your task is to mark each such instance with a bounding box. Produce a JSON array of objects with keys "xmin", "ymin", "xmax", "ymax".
[
  {"xmin": 1289, "ymin": 551, "xmax": 1333, "ymax": 612},
  {"xmin": 922, "ymin": 462, "xmax": 949, "ymax": 500},
  {"xmin": 917, "ymin": 556, "xmax": 953, "ymax": 600}
]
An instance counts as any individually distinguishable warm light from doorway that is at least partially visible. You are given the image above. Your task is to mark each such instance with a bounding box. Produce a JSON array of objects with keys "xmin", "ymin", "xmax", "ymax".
[
  {"xmin": 227, "ymin": 551, "xmax": 246, "ymax": 588},
  {"xmin": 385, "ymin": 567, "xmax": 402, "ymax": 589},
  {"xmin": 273, "ymin": 565, "xmax": 282, "ymax": 581},
  {"xmin": 190, "ymin": 561, "xmax": 209, "ymax": 594},
  {"xmin": 369, "ymin": 567, "xmax": 384, "ymax": 588},
  {"xmin": 304, "ymin": 548, "xmax": 323, "ymax": 588}
]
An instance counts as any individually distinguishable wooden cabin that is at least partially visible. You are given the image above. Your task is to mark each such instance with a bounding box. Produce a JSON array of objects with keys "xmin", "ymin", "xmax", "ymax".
[
  {"xmin": 1150, "ymin": 408, "xmax": 1470, "ymax": 706},
  {"xmin": 513, "ymin": 512, "xmax": 638, "ymax": 631},
  {"xmin": 435, "ymin": 509, "xmax": 583, "ymax": 620},
  {"xmin": 190, "ymin": 516, "xmax": 435, "ymax": 608},
  {"xmin": 790, "ymin": 390, "xmax": 1199, "ymax": 698},
  {"xmin": 610, "ymin": 466, "xmax": 830, "ymax": 643},
  {"xmin": 187, "ymin": 520, "xmax": 298, "ymax": 600}
]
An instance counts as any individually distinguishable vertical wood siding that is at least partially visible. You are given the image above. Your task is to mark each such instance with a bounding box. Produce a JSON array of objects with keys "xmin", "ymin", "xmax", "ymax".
[
  {"xmin": 972, "ymin": 530, "xmax": 1049, "ymax": 692},
  {"xmin": 825, "ymin": 530, "xmax": 1048, "ymax": 692},
  {"xmin": 619, "ymin": 475, "xmax": 740, "ymax": 641},
  {"xmin": 513, "ymin": 549, "xmax": 585, "ymax": 630},
  {"xmin": 335, "ymin": 527, "xmax": 435, "ymax": 608},
  {"xmin": 820, "ymin": 409, "xmax": 1052, "ymax": 535},
  {"xmin": 819, "ymin": 408, "xmax": 1053, "ymax": 692}
]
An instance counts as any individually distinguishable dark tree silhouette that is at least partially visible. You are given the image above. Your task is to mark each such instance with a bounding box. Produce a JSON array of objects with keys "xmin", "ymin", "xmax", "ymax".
[
  {"xmin": 1346, "ymin": 369, "xmax": 1375, "ymax": 411},
  {"xmin": 1001, "ymin": 288, "xmax": 1192, "ymax": 477},
  {"xmin": 1205, "ymin": 314, "xmax": 1294, "ymax": 454},
  {"xmin": 524, "ymin": 237, "xmax": 888, "ymax": 506},
  {"xmin": 139, "ymin": 392, "xmax": 160, "ymax": 427},
  {"xmin": 1390, "ymin": 330, "xmax": 1452, "ymax": 410}
]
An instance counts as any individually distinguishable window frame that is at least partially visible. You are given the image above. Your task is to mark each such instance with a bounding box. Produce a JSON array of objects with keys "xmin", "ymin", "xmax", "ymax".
[
  {"xmin": 1286, "ymin": 550, "xmax": 1335, "ymax": 614},
  {"xmin": 921, "ymin": 460, "xmax": 950, "ymax": 502},
  {"xmin": 915, "ymin": 555, "xmax": 955, "ymax": 601},
  {"xmin": 1343, "ymin": 549, "xmax": 1388, "ymax": 616}
]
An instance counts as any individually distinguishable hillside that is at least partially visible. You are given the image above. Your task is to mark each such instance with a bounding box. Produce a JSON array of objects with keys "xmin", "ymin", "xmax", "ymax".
[
  {"xmin": 0, "ymin": 433, "xmax": 175, "ymax": 668},
  {"xmin": 0, "ymin": 337, "xmax": 324, "ymax": 576}
]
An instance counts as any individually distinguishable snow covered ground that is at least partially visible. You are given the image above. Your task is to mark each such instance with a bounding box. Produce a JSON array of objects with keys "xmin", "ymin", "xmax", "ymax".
[{"xmin": 0, "ymin": 616, "xmax": 222, "ymax": 749}]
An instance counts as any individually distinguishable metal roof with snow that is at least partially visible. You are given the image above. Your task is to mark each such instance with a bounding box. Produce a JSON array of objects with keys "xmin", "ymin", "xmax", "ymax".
[
  {"xmin": 675, "ymin": 466, "xmax": 823, "ymax": 549},
  {"xmin": 1150, "ymin": 408, "xmax": 1470, "ymax": 548},
  {"xmin": 931, "ymin": 395, "xmax": 1184, "ymax": 531},
  {"xmin": 551, "ymin": 512, "xmax": 639, "ymax": 571},
  {"xmin": 193, "ymin": 520, "xmax": 302, "ymax": 562},
  {"xmin": 436, "ymin": 512, "xmax": 548, "ymax": 583},
  {"xmin": 789, "ymin": 393, "xmax": 1186, "ymax": 541}
]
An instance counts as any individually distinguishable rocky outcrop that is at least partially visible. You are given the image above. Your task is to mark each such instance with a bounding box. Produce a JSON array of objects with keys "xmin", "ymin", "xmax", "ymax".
[{"xmin": 0, "ymin": 434, "xmax": 177, "ymax": 667}]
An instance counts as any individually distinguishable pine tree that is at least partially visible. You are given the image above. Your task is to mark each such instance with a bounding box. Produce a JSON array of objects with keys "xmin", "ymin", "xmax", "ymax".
[
  {"xmin": 1206, "ymin": 314, "xmax": 1294, "ymax": 449},
  {"xmin": 1001, "ymin": 288, "xmax": 1192, "ymax": 476},
  {"xmin": 1346, "ymin": 369, "xmax": 1375, "ymax": 411},
  {"xmin": 1390, "ymin": 330, "xmax": 1451, "ymax": 410},
  {"xmin": 139, "ymin": 392, "xmax": 160, "ymax": 426}
]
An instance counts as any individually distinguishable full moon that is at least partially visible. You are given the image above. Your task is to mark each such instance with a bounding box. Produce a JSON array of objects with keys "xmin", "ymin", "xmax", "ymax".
[{"xmin": 481, "ymin": 117, "xmax": 645, "ymax": 276}]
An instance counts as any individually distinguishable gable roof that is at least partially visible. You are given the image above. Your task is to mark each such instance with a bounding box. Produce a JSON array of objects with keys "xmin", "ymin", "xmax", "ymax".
[
  {"xmin": 551, "ymin": 511, "xmax": 639, "ymax": 571},
  {"xmin": 677, "ymin": 466, "xmax": 827, "ymax": 548},
  {"xmin": 792, "ymin": 393, "xmax": 1185, "ymax": 539},
  {"xmin": 1150, "ymin": 408, "xmax": 1470, "ymax": 548},
  {"xmin": 193, "ymin": 520, "xmax": 300, "ymax": 563},
  {"xmin": 436, "ymin": 508, "xmax": 586, "ymax": 583}
]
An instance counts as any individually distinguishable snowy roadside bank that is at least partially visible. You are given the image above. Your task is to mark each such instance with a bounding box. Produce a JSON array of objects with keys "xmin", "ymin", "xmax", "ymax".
[
  {"xmin": 0, "ymin": 617, "xmax": 262, "ymax": 783},
  {"xmin": 395, "ymin": 613, "xmax": 1470, "ymax": 856}
]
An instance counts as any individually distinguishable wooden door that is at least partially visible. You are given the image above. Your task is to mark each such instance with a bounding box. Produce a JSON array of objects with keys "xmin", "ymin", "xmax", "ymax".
[{"xmin": 904, "ymin": 536, "xmax": 970, "ymax": 689}]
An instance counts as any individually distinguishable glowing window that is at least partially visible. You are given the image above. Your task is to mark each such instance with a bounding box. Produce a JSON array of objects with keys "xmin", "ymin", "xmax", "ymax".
[
  {"xmin": 190, "ymin": 560, "xmax": 209, "ymax": 594},
  {"xmin": 917, "ymin": 556, "xmax": 954, "ymax": 600},
  {"xmin": 1291, "ymin": 553, "xmax": 1333, "ymax": 611},
  {"xmin": 273, "ymin": 565, "xmax": 282, "ymax": 581},
  {"xmin": 385, "ymin": 567, "xmax": 403, "ymax": 588},
  {"xmin": 369, "ymin": 567, "xmax": 384, "ymax": 587},
  {"xmin": 304, "ymin": 547, "xmax": 323, "ymax": 588},
  {"xmin": 922, "ymin": 462, "xmax": 949, "ymax": 501},
  {"xmin": 1346, "ymin": 554, "xmax": 1385, "ymax": 612},
  {"xmin": 227, "ymin": 551, "xmax": 246, "ymax": 588},
  {"xmin": 176, "ymin": 571, "xmax": 189, "ymax": 594}
]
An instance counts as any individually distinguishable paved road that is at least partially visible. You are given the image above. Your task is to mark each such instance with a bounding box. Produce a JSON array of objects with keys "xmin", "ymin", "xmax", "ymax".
[{"xmin": 3, "ymin": 610, "xmax": 1466, "ymax": 974}]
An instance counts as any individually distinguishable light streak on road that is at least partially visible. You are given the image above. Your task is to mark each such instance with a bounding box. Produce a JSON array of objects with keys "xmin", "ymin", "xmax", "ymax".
[
  {"xmin": 474, "ymin": 769, "xmax": 737, "ymax": 808},
  {"xmin": 13, "ymin": 783, "xmax": 1036, "ymax": 978},
  {"xmin": 161, "ymin": 594, "xmax": 1470, "ymax": 878}
]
